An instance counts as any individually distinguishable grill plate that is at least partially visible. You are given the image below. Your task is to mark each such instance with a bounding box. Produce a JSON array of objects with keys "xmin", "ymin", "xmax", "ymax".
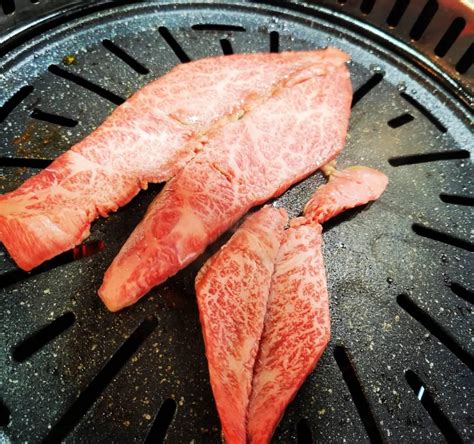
[{"xmin": 0, "ymin": 1, "xmax": 472, "ymax": 443}]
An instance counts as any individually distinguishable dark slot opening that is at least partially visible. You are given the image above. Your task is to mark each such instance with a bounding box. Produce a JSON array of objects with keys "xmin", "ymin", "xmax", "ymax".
[
  {"xmin": 397, "ymin": 294, "xmax": 474, "ymax": 370},
  {"xmin": 72, "ymin": 240, "xmax": 105, "ymax": 260},
  {"xmin": 12, "ymin": 312, "xmax": 76, "ymax": 362},
  {"xmin": 323, "ymin": 203, "xmax": 371, "ymax": 233},
  {"xmin": 296, "ymin": 418, "xmax": 313, "ymax": 444},
  {"xmin": 456, "ymin": 43, "xmax": 474, "ymax": 74},
  {"xmin": 43, "ymin": 316, "xmax": 158, "ymax": 443},
  {"xmin": 360, "ymin": 0, "xmax": 375, "ymax": 14},
  {"xmin": 0, "ymin": 85, "xmax": 34, "ymax": 123},
  {"xmin": 0, "ymin": 157, "xmax": 52, "ymax": 168},
  {"xmin": 387, "ymin": 113, "xmax": 414, "ymax": 128},
  {"xmin": 410, "ymin": 0, "xmax": 438, "ymax": 41},
  {"xmin": 405, "ymin": 370, "xmax": 462, "ymax": 443},
  {"xmin": 158, "ymin": 27, "xmax": 190, "ymax": 63},
  {"xmin": 0, "ymin": 240, "xmax": 105, "ymax": 289},
  {"xmin": 435, "ymin": 17, "xmax": 466, "ymax": 57},
  {"xmin": 0, "ymin": 399, "xmax": 10, "ymax": 427},
  {"xmin": 102, "ymin": 39, "xmax": 149, "ymax": 75},
  {"xmin": 220, "ymin": 39, "xmax": 234, "ymax": 56},
  {"xmin": 191, "ymin": 24, "xmax": 245, "ymax": 32},
  {"xmin": 333, "ymin": 346, "xmax": 383, "ymax": 443},
  {"xmin": 450, "ymin": 282, "xmax": 473, "ymax": 305},
  {"xmin": 351, "ymin": 74, "xmax": 383, "ymax": 108},
  {"xmin": 388, "ymin": 149, "xmax": 469, "ymax": 166},
  {"xmin": 48, "ymin": 65, "xmax": 125, "ymax": 105},
  {"xmin": 386, "ymin": 0, "xmax": 410, "ymax": 27},
  {"xmin": 1, "ymin": 0, "xmax": 14, "ymax": 15},
  {"xmin": 412, "ymin": 223, "xmax": 473, "ymax": 252},
  {"xmin": 399, "ymin": 92, "xmax": 447, "ymax": 132},
  {"xmin": 439, "ymin": 193, "xmax": 474, "ymax": 206},
  {"xmin": 30, "ymin": 108, "xmax": 78, "ymax": 127},
  {"xmin": 270, "ymin": 31, "xmax": 279, "ymax": 53},
  {"xmin": 144, "ymin": 398, "xmax": 178, "ymax": 444}
]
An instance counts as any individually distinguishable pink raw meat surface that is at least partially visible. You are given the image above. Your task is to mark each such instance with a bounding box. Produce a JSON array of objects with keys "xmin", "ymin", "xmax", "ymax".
[
  {"xmin": 302, "ymin": 166, "xmax": 389, "ymax": 224},
  {"xmin": 247, "ymin": 223, "xmax": 329, "ymax": 444},
  {"xmin": 248, "ymin": 166, "xmax": 388, "ymax": 442},
  {"xmin": 195, "ymin": 206, "xmax": 288, "ymax": 444},
  {"xmin": 99, "ymin": 48, "xmax": 352, "ymax": 311},
  {"xmin": 0, "ymin": 50, "xmax": 335, "ymax": 271}
]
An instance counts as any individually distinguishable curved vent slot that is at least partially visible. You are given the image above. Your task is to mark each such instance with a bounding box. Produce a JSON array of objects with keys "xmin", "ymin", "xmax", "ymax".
[
  {"xmin": 435, "ymin": 17, "xmax": 466, "ymax": 57},
  {"xmin": 0, "ymin": 85, "xmax": 34, "ymax": 123},
  {"xmin": 397, "ymin": 294, "xmax": 474, "ymax": 370},
  {"xmin": 410, "ymin": 0, "xmax": 439, "ymax": 41},
  {"xmin": 12, "ymin": 312, "xmax": 76, "ymax": 362},
  {"xmin": 360, "ymin": 0, "xmax": 375, "ymax": 15},
  {"xmin": 386, "ymin": 0, "xmax": 410, "ymax": 27},
  {"xmin": 44, "ymin": 316, "xmax": 158, "ymax": 442},
  {"xmin": 144, "ymin": 398, "xmax": 177, "ymax": 444},
  {"xmin": 0, "ymin": 399, "xmax": 10, "ymax": 427},
  {"xmin": 405, "ymin": 370, "xmax": 462, "ymax": 442},
  {"xmin": 334, "ymin": 346, "xmax": 383, "ymax": 442},
  {"xmin": 1, "ymin": 0, "xmax": 14, "ymax": 15},
  {"xmin": 456, "ymin": 43, "xmax": 473, "ymax": 74},
  {"xmin": 296, "ymin": 418, "xmax": 313, "ymax": 444}
]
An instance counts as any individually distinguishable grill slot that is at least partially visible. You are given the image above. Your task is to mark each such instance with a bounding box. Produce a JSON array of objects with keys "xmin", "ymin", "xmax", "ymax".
[
  {"xmin": 434, "ymin": 17, "xmax": 466, "ymax": 58},
  {"xmin": 102, "ymin": 39, "xmax": 150, "ymax": 75},
  {"xmin": 158, "ymin": 26, "xmax": 191, "ymax": 63},
  {"xmin": 219, "ymin": 38, "xmax": 234, "ymax": 56},
  {"xmin": 0, "ymin": 86, "xmax": 34, "ymax": 123},
  {"xmin": 388, "ymin": 149, "xmax": 470, "ymax": 166},
  {"xmin": 360, "ymin": 0, "xmax": 375, "ymax": 16},
  {"xmin": 12, "ymin": 312, "xmax": 76, "ymax": 362},
  {"xmin": 386, "ymin": 0, "xmax": 410, "ymax": 28},
  {"xmin": 387, "ymin": 113, "xmax": 414, "ymax": 128},
  {"xmin": 296, "ymin": 418, "xmax": 313, "ymax": 444},
  {"xmin": 405, "ymin": 370, "xmax": 463, "ymax": 443},
  {"xmin": 1, "ymin": 0, "xmax": 14, "ymax": 15},
  {"xmin": 0, "ymin": 2, "xmax": 471, "ymax": 442},
  {"xmin": 269, "ymin": 30, "xmax": 279, "ymax": 53},
  {"xmin": 191, "ymin": 24, "xmax": 245, "ymax": 32},
  {"xmin": 351, "ymin": 73, "xmax": 383, "ymax": 108},
  {"xmin": 450, "ymin": 282, "xmax": 474, "ymax": 305},
  {"xmin": 30, "ymin": 108, "xmax": 78, "ymax": 127},
  {"xmin": 48, "ymin": 65, "xmax": 125, "ymax": 105},
  {"xmin": 0, "ymin": 240, "xmax": 105, "ymax": 289},
  {"xmin": 410, "ymin": 0, "xmax": 438, "ymax": 41},
  {"xmin": 397, "ymin": 294, "xmax": 474, "ymax": 371},
  {"xmin": 0, "ymin": 157, "xmax": 52, "ymax": 168},
  {"xmin": 144, "ymin": 398, "xmax": 178, "ymax": 444},
  {"xmin": 44, "ymin": 317, "xmax": 158, "ymax": 443},
  {"xmin": 399, "ymin": 93, "xmax": 447, "ymax": 133},
  {"xmin": 411, "ymin": 223, "xmax": 473, "ymax": 252},
  {"xmin": 439, "ymin": 193, "xmax": 474, "ymax": 206},
  {"xmin": 456, "ymin": 43, "xmax": 474, "ymax": 74},
  {"xmin": 333, "ymin": 346, "xmax": 383, "ymax": 443}
]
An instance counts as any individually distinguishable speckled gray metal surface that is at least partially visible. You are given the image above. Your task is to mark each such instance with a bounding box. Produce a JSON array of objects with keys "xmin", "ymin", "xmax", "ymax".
[{"xmin": 0, "ymin": 1, "xmax": 472, "ymax": 443}]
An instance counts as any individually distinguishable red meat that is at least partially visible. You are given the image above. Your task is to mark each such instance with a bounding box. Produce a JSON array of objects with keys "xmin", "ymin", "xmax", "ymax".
[
  {"xmin": 0, "ymin": 50, "xmax": 336, "ymax": 271},
  {"xmin": 195, "ymin": 206, "xmax": 288, "ymax": 444},
  {"xmin": 99, "ymin": 49, "xmax": 351, "ymax": 311}
]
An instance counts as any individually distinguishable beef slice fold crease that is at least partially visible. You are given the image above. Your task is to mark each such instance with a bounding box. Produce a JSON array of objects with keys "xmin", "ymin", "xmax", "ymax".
[
  {"xmin": 99, "ymin": 49, "xmax": 352, "ymax": 311},
  {"xmin": 0, "ymin": 50, "xmax": 343, "ymax": 271},
  {"xmin": 195, "ymin": 166, "xmax": 388, "ymax": 443}
]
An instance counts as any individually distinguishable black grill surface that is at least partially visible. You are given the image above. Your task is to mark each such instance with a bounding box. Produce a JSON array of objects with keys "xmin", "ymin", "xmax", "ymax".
[{"xmin": 0, "ymin": 1, "xmax": 472, "ymax": 443}]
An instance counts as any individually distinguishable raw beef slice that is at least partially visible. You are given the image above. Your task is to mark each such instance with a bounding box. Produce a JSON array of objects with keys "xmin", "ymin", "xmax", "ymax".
[
  {"xmin": 247, "ymin": 223, "xmax": 329, "ymax": 444},
  {"xmin": 0, "ymin": 50, "xmax": 335, "ymax": 271},
  {"xmin": 195, "ymin": 206, "xmax": 287, "ymax": 444},
  {"xmin": 99, "ymin": 48, "xmax": 352, "ymax": 311}
]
